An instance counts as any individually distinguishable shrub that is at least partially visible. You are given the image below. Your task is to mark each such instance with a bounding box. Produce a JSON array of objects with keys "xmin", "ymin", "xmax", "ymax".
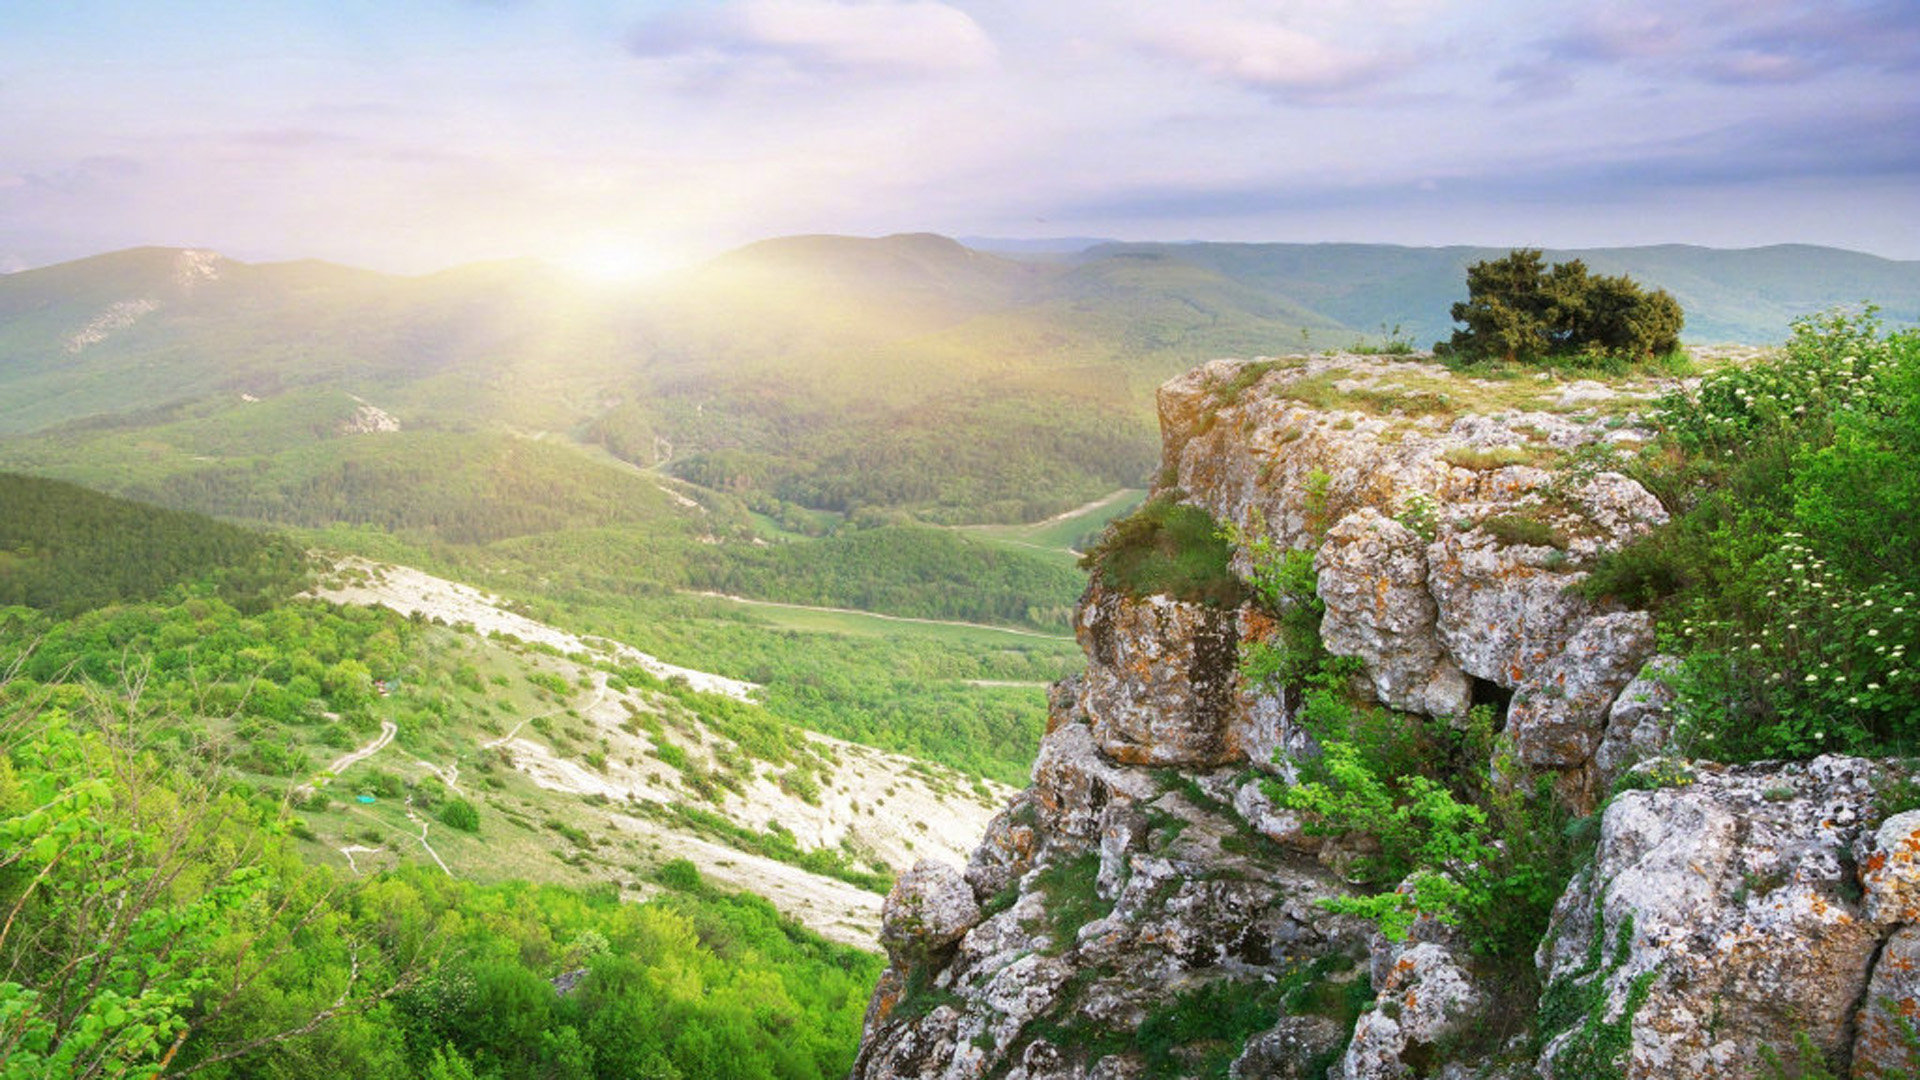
[
  {"xmin": 1079, "ymin": 492, "xmax": 1245, "ymax": 607},
  {"xmin": 1480, "ymin": 513, "xmax": 1568, "ymax": 550},
  {"xmin": 438, "ymin": 798, "xmax": 481, "ymax": 833},
  {"xmin": 1586, "ymin": 308, "xmax": 1920, "ymax": 759},
  {"xmin": 1437, "ymin": 249, "xmax": 1683, "ymax": 368}
]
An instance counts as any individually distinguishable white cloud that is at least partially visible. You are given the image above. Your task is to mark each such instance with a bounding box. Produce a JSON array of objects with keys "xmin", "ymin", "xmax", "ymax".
[
  {"xmin": 1118, "ymin": 4, "xmax": 1413, "ymax": 101},
  {"xmin": 631, "ymin": 0, "xmax": 996, "ymax": 75}
]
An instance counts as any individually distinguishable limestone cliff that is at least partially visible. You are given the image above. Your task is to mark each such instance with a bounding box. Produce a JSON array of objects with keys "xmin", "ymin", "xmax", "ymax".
[{"xmin": 852, "ymin": 354, "xmax": 1920, "ymax": 1079}]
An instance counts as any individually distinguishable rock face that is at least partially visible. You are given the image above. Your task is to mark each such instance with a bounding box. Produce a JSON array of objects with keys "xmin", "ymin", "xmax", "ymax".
[
  {"xmin": 1534, "ymin": 756, "xmax": 1909, "ymax": 1079},
  {"xmin": 853, "ymin": 354, "xmax": 1920, "ymax": 1079}
]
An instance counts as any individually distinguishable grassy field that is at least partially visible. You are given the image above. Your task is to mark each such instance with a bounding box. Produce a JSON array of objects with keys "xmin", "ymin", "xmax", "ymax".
[{"xmin": 960, "ymin": 487, "xmax": 1149, "ymax": 559}]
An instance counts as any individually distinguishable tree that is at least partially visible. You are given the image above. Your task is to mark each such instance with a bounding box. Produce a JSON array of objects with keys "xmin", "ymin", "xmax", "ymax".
[{"xmin": 1438, "ymin": 249, "xmax": 1683, "ymax": 366}]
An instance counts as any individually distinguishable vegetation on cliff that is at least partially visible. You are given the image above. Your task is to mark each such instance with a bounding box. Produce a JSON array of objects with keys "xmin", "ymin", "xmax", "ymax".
[
  {"xmin": 1588, "ymin": 307, "xmax": 1920, "ymax": 758},
  {"xmin": 1437, "ymin": 249, "xmax": 1684, "ymax": 369}
]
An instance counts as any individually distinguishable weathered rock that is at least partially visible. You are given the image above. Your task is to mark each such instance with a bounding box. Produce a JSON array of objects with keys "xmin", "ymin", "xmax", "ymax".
[
  {"xmin": 1535, "ymin": 756, "xmax": 1884, "ymax": 1078},
  {"xmin": 1854, "ymin": 926, "xmax": 1920, "ymax": 1078},
  {"xmin": 1096, "ymin": 802, "xmax": 1148, "ymax": 901},
  {"xmin": 1076, "ymin": 583, "xmax": 1243, "ymax": 768},
  {"xmin": 1232, "ymin": 605, "xmax": 1314, "ymax": 773},
  {"xmin": 1316, "ymin": 508, "xmax": 1473, "ymax": 718},
  {"xmin": 857, "ymin": 354, "xmax": 1859, "ymax": 1080},
  {"xmin": 881, "ymin": 860, "xmax": 982, "ymax": 968},
  {"xmin": 1028, "ymin": 722, "xmax": 1161, "ymax": 842},
  {"xmin": 966, "ymin": 793, "xmax": 1041, "ymax": 903},
  {"xmin": 1592, "ymin": 655, "xmax": 1681, "ymax": 787},
  {"xmin": 1343, "ymin": 920, "xmax": 1488, "ymax": 1080},
  {"xmin": 1230, "ymin": 1014, "xmax": 1348, "ymax": 1079},
  {"xmin": 1505, "ymin": 611, "xmax": 1657, "ymax": 801},
  {"xmin": 1428, "ymin": 526, "xmax": 1597, "ymax": 689},
  {"xmin": 1231, "ymin": 774, "xmax": 1317, "ymax": 851},
  {"xmin": 1864, "ymin": 810, "xmax": 1920, "ymax": 926}
]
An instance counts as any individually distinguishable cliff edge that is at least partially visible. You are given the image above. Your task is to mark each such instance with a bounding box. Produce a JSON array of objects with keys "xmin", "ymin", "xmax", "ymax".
[{"xmin": 852, "ymin": 352, "xmax": 1920, "ymax": 1079}]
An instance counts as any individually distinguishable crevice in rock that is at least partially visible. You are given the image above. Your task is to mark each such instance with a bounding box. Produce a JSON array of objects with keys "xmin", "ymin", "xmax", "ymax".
[
  {"xmin": 1841, "ymin": 931, "xmax": 1894, "ymax": 1076},
  {"xmin": 1469, "ymin": 676, "xmax": 1512, "ymax": 727}
]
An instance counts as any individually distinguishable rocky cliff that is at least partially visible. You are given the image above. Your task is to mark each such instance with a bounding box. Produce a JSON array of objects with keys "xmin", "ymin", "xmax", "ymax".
[{"xmin": 851, "ymin": 353, "xmax": 1920, "ymax": 1079}]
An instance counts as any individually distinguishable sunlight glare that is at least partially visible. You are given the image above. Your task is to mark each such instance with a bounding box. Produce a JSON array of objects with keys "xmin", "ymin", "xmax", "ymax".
[{"xmin": 555, "ymin": 242, "xmax": 679, "ymax": 287}]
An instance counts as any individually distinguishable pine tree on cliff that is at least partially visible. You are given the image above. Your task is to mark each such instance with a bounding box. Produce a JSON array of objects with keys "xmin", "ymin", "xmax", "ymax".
[{"xmin": 1438, "ymin": 249, "xmax": 1683, "ymax": 366}]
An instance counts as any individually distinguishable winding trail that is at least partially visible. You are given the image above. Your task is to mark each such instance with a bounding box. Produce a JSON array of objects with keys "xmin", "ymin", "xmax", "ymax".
[
  {"xmin": 405, "ymin": 812, "xmax": 453, "ymax": 877},
  {"xmin": 293, "ymin": 720, "xmax": 397, "ymax": 801},
  {"xmin": 483, "ymin": 674, "xmax": 610, "ymax": 751},
  {"xmin": 685, "ymin": 591, "xmax": 1074, "ymax": 641},
  {"xmin": 325, "ymin": 720, "xmax": 398, "ymax": 775}
]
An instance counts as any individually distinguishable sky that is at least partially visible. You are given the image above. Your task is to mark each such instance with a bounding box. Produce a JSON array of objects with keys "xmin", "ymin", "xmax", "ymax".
[{"xmin": 2, "ymin": 0, "xmax": 1917, "ymax": 277}]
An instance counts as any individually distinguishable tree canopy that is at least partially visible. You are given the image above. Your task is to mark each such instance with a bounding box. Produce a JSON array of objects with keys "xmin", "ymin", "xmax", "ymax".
[{"xmin": 1437, "ymin": 249, "xmax": 1684, "ymax": 367}]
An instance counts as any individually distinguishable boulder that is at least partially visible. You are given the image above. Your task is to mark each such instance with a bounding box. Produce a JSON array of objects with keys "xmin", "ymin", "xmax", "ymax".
[
  {"xmin": 1506, "ymin": 611, "xmax": 1657, "ymax": 806},
  {"xmin": 1854, "ymin": 926, "xmax": 1920, "ymax": 1079},
  {"xmin": 1316, "ymin": 508, "xmax": 1473, "ymax": 718},
  {"xmin": 881, "ymin": 860, "xmax": 982, "ymax": 969},
  {"xmin": 1863, "ymin": 810, "xmax": 1920, "ymax": 926},
  {"xmin": 1592, "ymin": 655, "xmax": 1681, "ymax": 787},
  {"xmin": 1535, "ymin": 757, "xmax": 1883, "ymax": 1078},
  {"xmin": 1076, "ymin": 584, "xmax": 1243, "ymax": 768}
]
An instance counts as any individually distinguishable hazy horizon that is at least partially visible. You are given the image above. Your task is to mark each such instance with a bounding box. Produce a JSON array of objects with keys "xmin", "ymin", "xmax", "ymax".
[{"xmin": 5, "ymin": 1, "xmax": 1917, "ymax": 277}]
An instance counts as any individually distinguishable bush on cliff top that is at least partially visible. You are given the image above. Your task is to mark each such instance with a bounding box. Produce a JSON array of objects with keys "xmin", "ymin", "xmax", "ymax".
[
  {"xmin": 1583, "ymin": 306, "xmax": 1920, "ymax": 759},
  {"xmin": 1436, "ymin": 249, "xmax": 1684, "ymax": 370},
  {"xmin": 1079, "ymin": 492, "xmax": 1245, "ymax": 608}
]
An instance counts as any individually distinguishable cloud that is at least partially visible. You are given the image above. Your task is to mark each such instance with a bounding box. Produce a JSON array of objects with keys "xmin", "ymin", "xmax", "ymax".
[
  {"xmin": 1524, "ymin": 0, "xmax": 1920, "ymax": 87},
  {"xmin": 1128, "ymin": 11, "xmax": 1402, "ymax": 101},
  {"xmin": 628, "ymin": 0, "xmax": 996, "ymax": 76}
]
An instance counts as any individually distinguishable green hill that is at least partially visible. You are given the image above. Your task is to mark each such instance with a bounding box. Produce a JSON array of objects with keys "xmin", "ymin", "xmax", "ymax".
[{"xmin": 5, "ymin": 235, "xmax": 1913, "ymax": 525}]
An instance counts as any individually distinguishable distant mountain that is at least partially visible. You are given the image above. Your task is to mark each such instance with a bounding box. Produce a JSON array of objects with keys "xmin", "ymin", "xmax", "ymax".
[
  {"xmin": 1074, "ymin": 241, "xmax": 1920, "ymax": 346},
  {"xmin": 2, "ymin": 234, "xmax": 1914, "ymax": 526}
]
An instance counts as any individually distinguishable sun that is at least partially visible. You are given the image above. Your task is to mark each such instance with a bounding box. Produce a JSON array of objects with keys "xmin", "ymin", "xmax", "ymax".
[{"xmin": 554, "ymin": 242, "xmax": 680, "ymax": 287}]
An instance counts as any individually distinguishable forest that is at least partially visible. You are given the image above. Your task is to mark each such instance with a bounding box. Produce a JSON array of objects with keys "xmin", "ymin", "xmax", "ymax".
[{"xmin": 0, "ymin": 490, "xmax": 885, "ymax": 1079}]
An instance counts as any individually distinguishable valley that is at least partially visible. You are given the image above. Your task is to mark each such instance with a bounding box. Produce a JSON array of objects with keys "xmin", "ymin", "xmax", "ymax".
[{"xmin": 2, "ymin": 234, "xmax": 1917, "ymax": 1078}]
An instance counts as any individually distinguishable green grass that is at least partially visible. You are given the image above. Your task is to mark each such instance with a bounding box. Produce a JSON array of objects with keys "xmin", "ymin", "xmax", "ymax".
[
  {"xmin": 960, "ymin": 487, "xmax": 1150, "ymax": 559},
  {"xmin": 1080, "ymin": 492, "xmax": 1245, "ymax": 607}
]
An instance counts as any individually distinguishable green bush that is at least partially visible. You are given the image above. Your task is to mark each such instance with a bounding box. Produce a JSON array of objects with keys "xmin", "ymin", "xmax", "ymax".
[
  {"xmin": 1079, "ymin": 492, "xmax": 1245, "ymax": 607},
  {"xmin": 1593, "ymin": 308, "xmax": 1920, "ymax": 759},
  {"xmin": 1437, "ymin": 249, "xmax": 1683, "ymax": 368},
  {"xmin": 437, "ymin": 798, "xmax": 480, "ymax": 833}
]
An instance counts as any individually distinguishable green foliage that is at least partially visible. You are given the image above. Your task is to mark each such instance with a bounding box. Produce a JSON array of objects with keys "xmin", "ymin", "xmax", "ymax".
[
  {"xmin": 438, "ymin": 798, "xmax": 481, "ymax": 833},
  {"xmin": 0, "ymin": 472, "xmax": 307, "ymax": 616},
  {"xmin": 1274, "ymin": 697, "xmax": 1581, "ymax": 961},
  {"xmin": 1588, "ymin": 308, "xmax": 1920, "ymax": 758},
  {"xmin": 1438, "ymin": 249, "xmax": 1683, "ymax": 368},
  {"xmin": 0, "ymin": 673, "xmax": 883, "ymax": 1080},
  {"xmin": 628, "ymin": 801, "xmax": 894, "ymax": 895},
  {"xmin": 1534, "ymin": 912, "xmax": 1653, "ymax": 1080},
  {"xmin": 1030, "ymin": 853, "xmax": 1114, "ymax": 954},
  {"xmin": 1231, "ymin": 523, "xmax": 1329, "ymax": 693},
  {"xmin": 687, "ymin": 523, "xmax": 1084, "ymax": 631},
  {"xmin": 1479, "ymin": 512, "xmax": 1568, "ymax": 550},
  {"xmin": 1079, "ymin": 493, "xmax": 1245, "ymax": 607}
]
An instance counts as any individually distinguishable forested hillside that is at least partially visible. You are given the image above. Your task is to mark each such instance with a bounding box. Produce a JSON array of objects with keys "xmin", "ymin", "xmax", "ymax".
[
  {"xmin": 0, "ymin": 471, "xmax": 306, "ymax": 614},
  {"xmin": 0, "ymin": 483, "xmax": 896, "ymax": 1079}
]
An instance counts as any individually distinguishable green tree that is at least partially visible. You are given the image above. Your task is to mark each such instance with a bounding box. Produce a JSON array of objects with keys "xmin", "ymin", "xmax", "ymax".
[
  {"xmin": 1439, "ymin": 249, "xmax": 1683, "ymax": 366},
  {"xmin": 438, "ymin": 798, "xmax": 481, "ymax": 833}
]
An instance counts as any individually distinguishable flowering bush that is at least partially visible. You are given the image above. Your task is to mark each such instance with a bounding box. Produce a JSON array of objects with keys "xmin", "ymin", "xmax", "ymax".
[{"xmin": 1611, "ymin": 306, "xmax": 1920, "ymax": 759}]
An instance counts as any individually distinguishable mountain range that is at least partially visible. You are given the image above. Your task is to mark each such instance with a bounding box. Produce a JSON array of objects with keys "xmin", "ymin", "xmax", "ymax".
[{"xmin": 3, "ymin": 234, "xmax": 1916, "ymax": 525}]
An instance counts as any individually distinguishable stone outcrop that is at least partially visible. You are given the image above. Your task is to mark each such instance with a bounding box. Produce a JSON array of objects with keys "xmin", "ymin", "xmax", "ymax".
[
  {"xmin": 853, "ymin": 353, "xmax": 1920, "ymax": 1079},
  {"xmin": 1534, "ymin": 756, "xmax": 1906, "ymax": 1078}
]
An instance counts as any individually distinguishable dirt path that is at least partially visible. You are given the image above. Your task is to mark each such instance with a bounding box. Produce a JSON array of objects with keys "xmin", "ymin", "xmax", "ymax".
[
  {"xmin": 1030, "ymin": 488, "xmax": 1133, "ymax": 529},
  {"xmin": 293, "ymin": 720, "xmax": 398, "ymax": 801},
  {"xmin": 326, "ymin": 720, "xmax": 397, "ymax": 775},
  {"xmin": 405, "ymin": 811, "xmax": 453, "ymax": 877},
  {"xmin": 483, "ymin": 674, "xmax": 609, "ymax": 750},
  {"xmin": 686, "ymin": 591, "xmax": 1074, "ymax": 641}
]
